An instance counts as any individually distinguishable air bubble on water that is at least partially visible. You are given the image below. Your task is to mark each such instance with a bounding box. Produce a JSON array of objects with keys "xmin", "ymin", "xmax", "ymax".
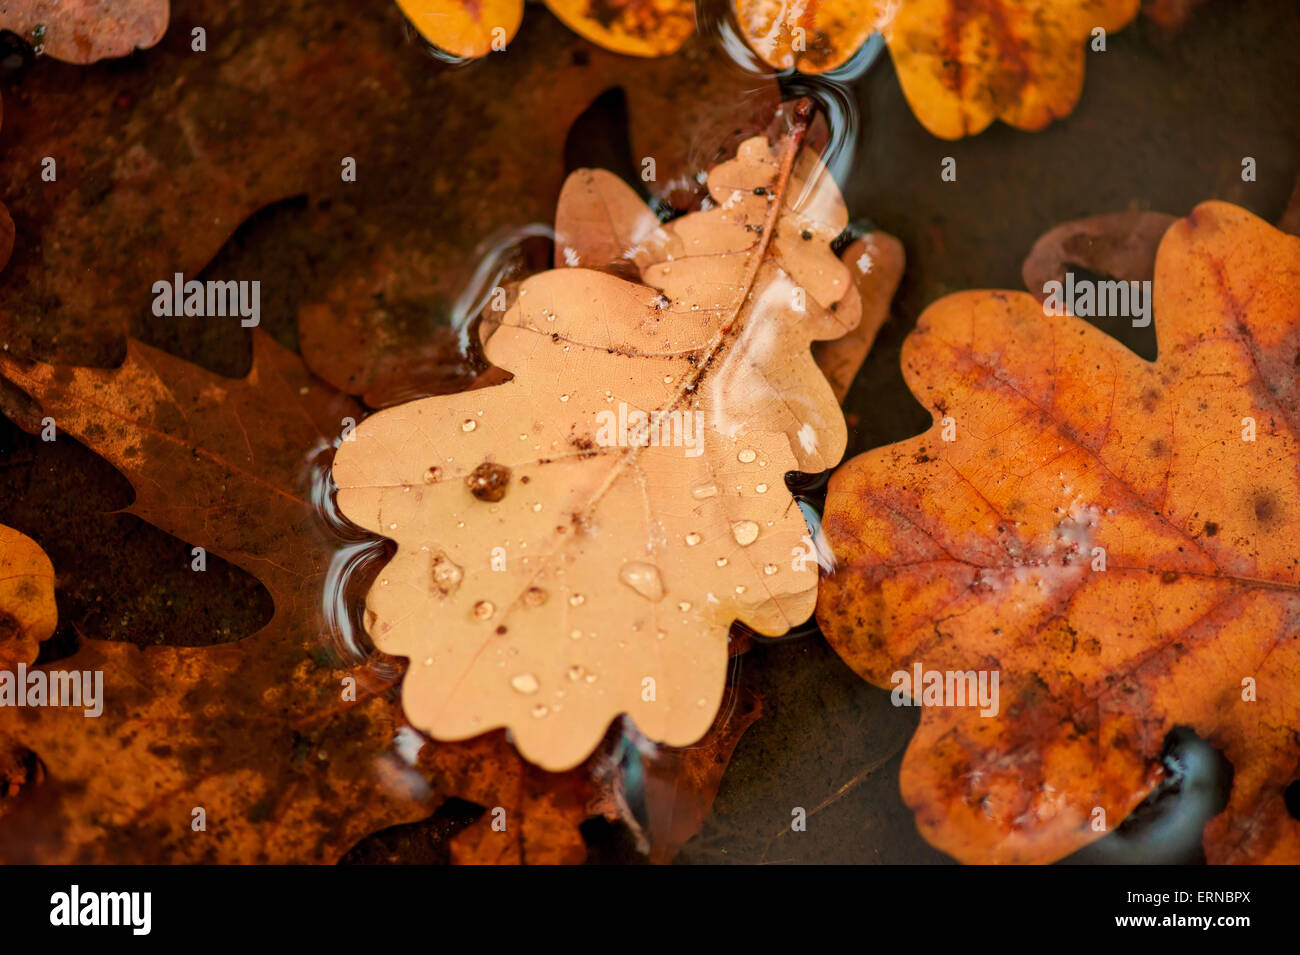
[
  {"xmin": 619, "ymin": 561, "xmax": 666, "ymax": 601},
  {"xmin": 731, "ymin": 520, "xmax": 759, "ymax": 546},
  {"xmin": 473, "ymin": 600, "xmax": 494, "ymax": 619}
]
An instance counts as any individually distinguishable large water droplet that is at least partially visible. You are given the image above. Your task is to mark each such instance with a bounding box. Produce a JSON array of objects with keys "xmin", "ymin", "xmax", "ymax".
[
  {"xmin": 731, "ymin": 520, "xmax": 759, "ymax": 546},
  {"xmin": 619, "ymin": 561, "xmax": 666, "ymax": 601},
  {"xmin": 511, "ymin": 673, "xmax": 540, "ymax": 695}
]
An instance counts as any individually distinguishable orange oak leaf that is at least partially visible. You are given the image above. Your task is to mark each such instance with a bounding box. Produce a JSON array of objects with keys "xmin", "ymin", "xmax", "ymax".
[
  {"xmin": 735, "ymin": 0, "xmax": 1139, "ymax": 135},
  {"xmin": 334, "ymin": 104, "xmax": 866, "ymax": 771},
  {"xmin": 817, "ymin": 201, "xmax": 1300, "ymax": 864},
  {"xmin": 879, "ymin": 0, "xmax": 1140, "ymax": 139},
  {"xmin": 0, "ymin": 332, "xmax": 774, "ymax": 863},
  {"xmin": 0, "ymin": 0, "xmax": 168, "ymax": 64},
  {"xmin": 0, "ymin": 525, "xmax": 55, "ymax": 670},
  {"xmin": 400, "ymin": 0, "xmax": 694, "ymax": 59}
]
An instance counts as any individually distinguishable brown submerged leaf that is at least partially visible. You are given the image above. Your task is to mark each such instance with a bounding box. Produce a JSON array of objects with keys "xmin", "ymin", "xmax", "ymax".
[
  {"xmin": 0, "ymin": 0, "xmax": 168, "ymax": 64},
  {"xmin": 0, "ymin": 525, "xmax": 54, "ymax": 671},
  {"xmin": 0, "ymin": 330, "xmax": 783, "ymax": 863},
  {"xmin": 0, "ymin": 0, "xmax": 776, "ymax": 384},
  {"xmin": 817, "ymin": 201, "xmax": 1300, "ymax": 864},
  {"xmin": 1021, "ymin": 209, "xmax": 1177, "ymax": 295},
  {"xmin": 333, "ymin": 103, "xmax": 866, "ymax": 771}
]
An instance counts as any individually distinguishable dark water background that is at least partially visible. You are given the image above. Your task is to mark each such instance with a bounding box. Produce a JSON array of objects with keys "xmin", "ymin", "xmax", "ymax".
[{"xmin": 1, "ymin": 0, "xmax": 1297, "ymax": 863}]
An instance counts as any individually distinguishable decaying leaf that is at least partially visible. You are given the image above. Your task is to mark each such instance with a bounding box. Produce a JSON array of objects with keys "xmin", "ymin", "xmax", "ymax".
[
  {"xmin": 0, "ymin": 0, "xmax": 168, "ymax": 63},
  {"xmin": 0, "ymin": 329, "xmax": 779, "ymax": 863},
  {"xmin": 0, "ymin": 335, "xmax": 430, "ymax": 862},
  {"xmin": 817, "ymin": 201, "xmax": 1300, "ymax": 864},
  {"xmin": 1022, "ymin": 209, "xmax": 1177, "ymax": 295},
  {"xmin": 0, "ymin": 525, "xmax": 55, "ymax": 671},
  {"xmin": 333, "ymin": 103, "xmax": 866, "ymax": 771},
  {"xmin": 0, "ymin": 0, "xmax": 775, "ymax": 383}
]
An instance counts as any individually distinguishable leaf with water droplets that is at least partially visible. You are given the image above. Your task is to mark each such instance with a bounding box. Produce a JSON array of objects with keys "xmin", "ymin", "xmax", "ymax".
[
  {"xmin": 818, "ymin": 201, "xmax": 1300, "ymax": 864},
  {"xmin": 335, "ymin": 102, "xmax": 867, "ymax": 770}
]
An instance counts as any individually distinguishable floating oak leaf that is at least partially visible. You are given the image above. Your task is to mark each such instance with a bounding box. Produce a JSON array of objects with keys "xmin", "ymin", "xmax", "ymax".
[
  {"xmin": 817, "ymin": 201, "xmax": 1300, "ymax": 864},
  {"xmin": 334, "ymin": 105, "xmax": 866, "ymax": 771},
  {"xmin": 0, "ymin": 0, "xmax": 168, "ymax": 63},
  {"xmin": 0, "ymin": 332, "xmax": 775, "ymax": 863},
  {"xmin": 400, "ymin": 0, "xmax": 694, "ymax": 59},
  {"xmin": 764, "ymin": 0, "xmax": 1137, "ymax": 138}
]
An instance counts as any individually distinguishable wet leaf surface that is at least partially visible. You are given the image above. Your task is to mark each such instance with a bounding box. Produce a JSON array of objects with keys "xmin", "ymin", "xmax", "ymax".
[
  {"xmin": 0, "ymin": 324, "xmax": 778, "ymax": 863},
  {"xmin": 817, "ymin": 201, "xmax": 1300, "ymax": 864},
  {"xmin": 334, "ymin": 108, "xmax": 868, "ymax": 771}
]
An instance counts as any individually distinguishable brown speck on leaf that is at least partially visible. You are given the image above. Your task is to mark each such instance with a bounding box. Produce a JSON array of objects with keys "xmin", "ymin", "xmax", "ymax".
[{"xmin": 467, "ymin": 461, "xmax": 511, "ymax": 502}]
